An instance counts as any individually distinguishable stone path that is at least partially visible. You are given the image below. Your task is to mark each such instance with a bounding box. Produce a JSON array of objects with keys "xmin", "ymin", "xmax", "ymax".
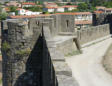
[{"xmin": 66, "ymin": 38, "xmax": 112, "ymax": 86}]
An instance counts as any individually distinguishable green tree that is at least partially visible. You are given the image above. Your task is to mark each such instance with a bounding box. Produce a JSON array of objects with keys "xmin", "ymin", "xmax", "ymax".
[
  {"xmin": 9, "ymin": 6, "xmax": 17, "ymax": 12},
  {"xmin": 103, "ymin": 1, "xmax": 112, "ymax": 8},
  {"xmin": 66, "ymin": 3, "xmax": 72, "ymax": 5},
  {"xmin": 77, "ymin": 2, "xmax": 96, "ymax": 12},
  {"xmin": 0, "ymin": 5, "xmax": 2, "ymax": 13},
  {"xmin": 77, "ymin": 3, "xmax": 88, "ymax": 12},
  {"xmin": 90, "ymin": 0, "xmax": 106, "ymax": 6},
  {"xmin": 37, "ymin": 1, "xmax": 43, "ymax": 5},
  {"xmin": 23, "ymin": 6, "xmax": 42, "ymax": 12},
  {"xmin": 0, "ymin": 12, "xmax": 7, "ymax": 20}
]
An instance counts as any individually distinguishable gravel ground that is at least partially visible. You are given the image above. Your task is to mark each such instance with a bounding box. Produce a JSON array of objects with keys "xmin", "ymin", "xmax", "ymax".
[{"xmin": 66, "ymin": 38, "xmax": 112, "ymax": 86}]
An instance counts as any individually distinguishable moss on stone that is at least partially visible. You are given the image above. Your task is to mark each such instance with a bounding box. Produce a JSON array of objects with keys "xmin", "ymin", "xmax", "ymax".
[
  {"xmin": 65, "ymin": 50, "xmax": 82, "ymax": 57},
  {"xmin": 2, "ymin": 41, "xmax": 10, "ymax": 51},
  {"xmin": 16, "ymin": 48, "xmax": 31, "ymax": 56}
]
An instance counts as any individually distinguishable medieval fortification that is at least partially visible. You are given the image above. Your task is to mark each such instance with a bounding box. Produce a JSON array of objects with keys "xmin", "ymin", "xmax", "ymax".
[{"xmin": 1, "ymin": 13, "xmax": 112, "ymax": 86}]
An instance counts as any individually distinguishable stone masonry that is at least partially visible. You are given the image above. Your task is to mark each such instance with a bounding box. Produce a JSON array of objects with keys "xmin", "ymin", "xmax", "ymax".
[
  {"xmin": 1, "ymin": 16, "xmax": 79, "ymax": 86},
  {"xmin": 1, "ymin": 14, "xmax": 111, "ymax": 86}
]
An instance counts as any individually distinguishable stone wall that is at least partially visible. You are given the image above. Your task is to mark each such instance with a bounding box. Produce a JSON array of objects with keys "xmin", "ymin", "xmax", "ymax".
[
  {"xmin": 1, "ymin": 14, "xmax": 111, "ymax": 86},
  {"xmin": 42, "ymin": 22, "xmax": 78, "ymax": 86},
  {"xmin": 1, "ymin": 18, "xmax": 78, "ymax": 86},
  {"xmin": 2, "ymin": 19, "xmax": 43, "ymax": 86},
  {"xmin": 77, "ymin": 24, "xmax": 110, "ymax": 45},
  {"xmin": 56, "ymin": 37, "xmax": 78, "ymax": 55},
  {"xmin": 51, "ymin": 14, "xmax": 75, "ymax": 34}
]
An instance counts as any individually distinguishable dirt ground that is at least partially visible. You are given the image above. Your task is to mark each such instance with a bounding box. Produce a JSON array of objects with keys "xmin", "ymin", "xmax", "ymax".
[
  {"xmin": 103, "ymin": 43, "xmax": 112, "ymax": 75},
  {"xmin": 66, "ymin": 38, "xmax": 112, "ymax": 86}
]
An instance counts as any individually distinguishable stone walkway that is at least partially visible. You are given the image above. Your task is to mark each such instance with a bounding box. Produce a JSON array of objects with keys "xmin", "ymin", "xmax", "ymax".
[{"xmin": 66, "ymin": 38, "xmax": 112, "ymax": 86}]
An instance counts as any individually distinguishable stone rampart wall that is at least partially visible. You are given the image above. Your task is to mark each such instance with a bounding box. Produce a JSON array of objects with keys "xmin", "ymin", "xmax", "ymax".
[
  {"xmin": 77, "ymin": 24, "xmax": 110, "ymax": 45},
  {"xmin": 1, "ymin": 18, "xmax": 78, "ymax": 86}
]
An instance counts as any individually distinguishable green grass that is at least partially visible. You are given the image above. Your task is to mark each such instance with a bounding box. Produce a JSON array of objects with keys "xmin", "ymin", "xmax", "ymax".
[
  {"xmin": 0, "ymin": 78, "xmax": 2, "ymax": 84},
  {"xmin": 65, "ymin": 50, "xmax": 82, "ymax": 57}
]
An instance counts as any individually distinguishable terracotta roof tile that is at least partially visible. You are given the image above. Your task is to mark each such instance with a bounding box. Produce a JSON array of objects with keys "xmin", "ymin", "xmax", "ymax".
[
  {"xmin": 9, "ymin": 14, "xmax": 51, "ymax": 19},
  {"xmin": 55, "ymin": 12, "xmax": 92, "ymax": 15},
  {"xmin": 94, "ymin": 11, "xmax": 104, "ymax": 14},
  {"xmin": 22, "ymin": 2, "xmax": 36, "ymax": 5},
  {"xmin": 5, "ymin": 7, "xmax": 10, "ymax": 11},
  {"xmin": 62, "ymin": 5, "xmax": 78, "ymax": 8},
  {"xmin": 105, "ymin": 8, "xmax": 112, "ymax": 11},
  {"xmin": 75, "ymin": 20, "xmax": 92, "ymax": 25}
]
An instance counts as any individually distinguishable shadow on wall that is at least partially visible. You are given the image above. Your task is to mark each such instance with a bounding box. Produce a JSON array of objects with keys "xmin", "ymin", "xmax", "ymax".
[
  {"xmin": 104, "ymin": 14, "xmax": 112, "ymax": 34},
  {"xmin": 14, "ymin": 36, "xmax": 43, "ymax": 86},
  {"xmin": 14, "ymin": 34, "xmax": 58, "ymax": 86},
  {"xmin": 0, "ymin": 61, "xmax": 2, "ymax": 73},
  {"xmin": 93, "ymin": 13, "xmax": 112, "ymax": 34}
]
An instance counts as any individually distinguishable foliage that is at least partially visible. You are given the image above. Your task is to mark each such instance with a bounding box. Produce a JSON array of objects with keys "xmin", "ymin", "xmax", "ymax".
[
  {"xmin": 90, "ymin": 0, "xmax": 112, "ymax": 7},
  {"xmin": 77, "ymin": 3, "xmax": 88, "ymax": 12},
  {"xmin": 2, "ymin": 41, "xmax": 10, "ymax": 51},
  {"xmin": 16, "ymin": 48, "xmax": 31, "ymax": 56},
  {"xmin": 66, "ymin": 3, "xmax": 72, "ymax": 5},
  {"xmin": 15, "ymin": 10, "xmax": 18, "ymax": 15},
  {"xmin": 0, "ymin": 12, "xmax": 8, "ymax": 20},
  {"xmin": 56, "ymin": 3, "xmax": 63, "ymax": 6},
  {"xmin": 71, "ymin": 9, "xmax": 79, "ymax": 12},
  {"xmin": 103, "ymin": 1, "xmax": 112, "ymax": 8},
  {"xmin": 9, "ymin": 6, "xmax": 17, "ymax": 12},
  {"xmin": 4, "ymin": 2, "xmax": 8, "ymax": 4},
  {"xmin": 77, "ymin": 2, "xmax": 96, "ymax": 12},
  {"xmin": 0, "ymin": 78, "xmax": 2, "ymax": 84},
  {"xmin": 43, "ymin": 11, "xmax": 49, "ymax": 14},
  {"xmin": 37, "ymin": 1, "xmax": 43, "ymax": 5},
  {"xmin": 0, "ymin": 5, "xmax": 2, "ymax": 13},
  {"xmin": 23, "ymin": 6, "xmax": 42, "ymax": 12},
  {"xmin": 90, "ymin": 0, "xmax": 105, "ymax": 6}
]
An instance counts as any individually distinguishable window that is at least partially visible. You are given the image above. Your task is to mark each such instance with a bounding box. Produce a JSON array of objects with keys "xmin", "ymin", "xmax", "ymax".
[{"xmin": 66, "ymin": 20, "xmax": 69, "ymax": 28}]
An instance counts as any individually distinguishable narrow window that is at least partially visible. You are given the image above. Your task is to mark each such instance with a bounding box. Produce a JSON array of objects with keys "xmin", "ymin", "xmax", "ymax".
[{"xmin": 66, "ymin": 20, "xmax": 69, "ymax": 27}]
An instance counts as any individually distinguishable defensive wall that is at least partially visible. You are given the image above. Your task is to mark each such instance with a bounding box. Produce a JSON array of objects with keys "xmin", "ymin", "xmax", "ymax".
[
  {"xmin": 1, "ymin": 16, "xmax": 78, "ymax": 86},
  {"xmin": 93, "ymin": 13, "xmax": 112, "ymax": 33},
  {"xmin": 77, "ymin": 24, "xmax": 110, "ymax": 45},
  {"xmin": 1, "ymin": 14, "xmax": 111, "ymax": 86}
]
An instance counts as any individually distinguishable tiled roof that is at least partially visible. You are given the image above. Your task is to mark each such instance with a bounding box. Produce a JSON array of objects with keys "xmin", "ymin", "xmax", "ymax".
[
  {"xmin": 96, "ymin": 6, "xmax": 106, "ymax": 9},
  {"xmin": 46, "ymin": 6, "xmax": 58, "ymax": 9},
  {"xmin": 9, "ymin": 14, "xmax": 51, "ymax": 19},
  {"xmin": 55, "ymin": 12, "xmax": 92, "ymax": 15},
  {"xmin": 105, "ymin": 8, "xmax": 112, "ymax": 11},
  {"xmin": 5, "ymin": 7, "xmax": 10, "ymax": 11},
  {"xmin": 94, "ymin": 11, "xmax": 104, "ymax": 14},
  {"xmin": 75, "ymin": 20, "xmax": 92, "ymax": 25},
  {"xmin": 22, "ymin": 2, "xmax": 36, "ymax": 5},
  {"xmin": 17, "ymin": 8, "xmax": 23, "ymax": 10},
  {"xmin": 62, "ymin": 5, "xmax": 78, "ymax": 8},
  {"xmin": 45, "ymin": 3, "xmax": 57, "ymax": 5}
]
